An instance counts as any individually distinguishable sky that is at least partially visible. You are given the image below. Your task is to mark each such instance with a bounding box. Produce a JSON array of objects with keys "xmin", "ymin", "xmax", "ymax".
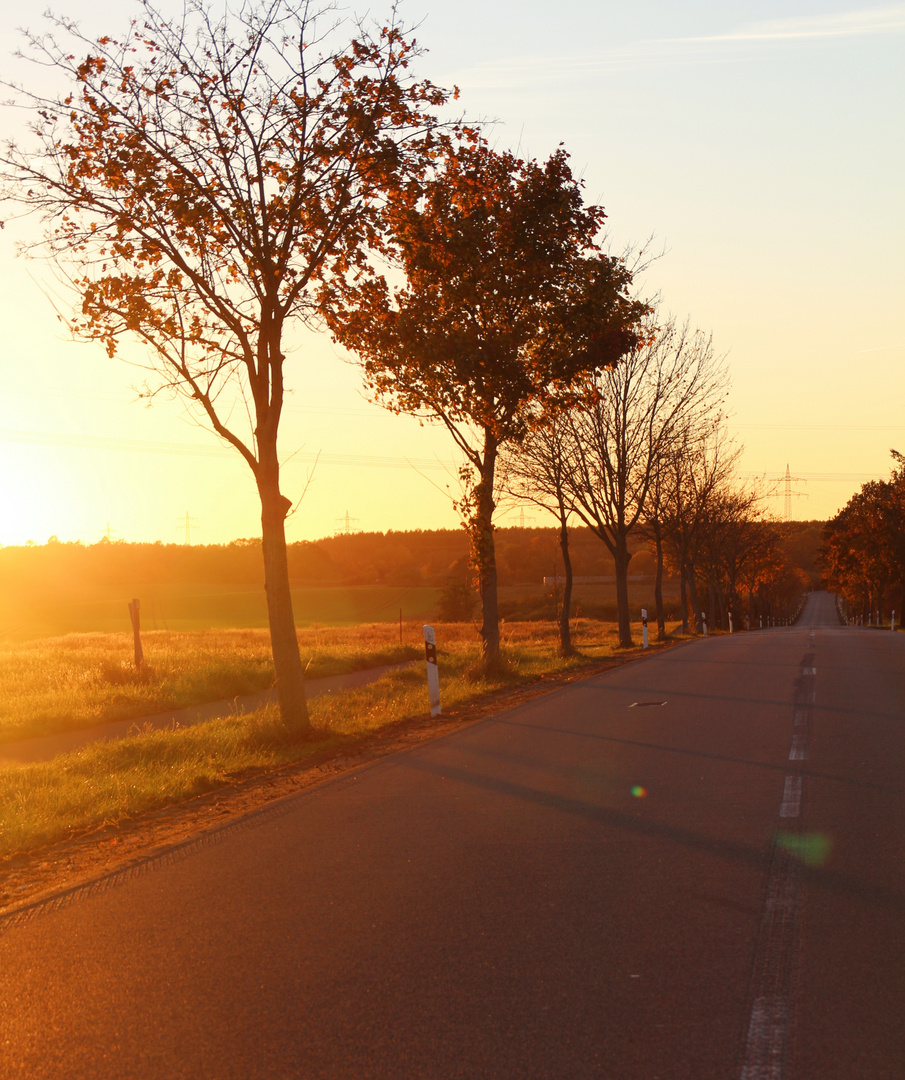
[{"xmin": 0, "ymin": 0, "xmax": 902, "ymax": 546}]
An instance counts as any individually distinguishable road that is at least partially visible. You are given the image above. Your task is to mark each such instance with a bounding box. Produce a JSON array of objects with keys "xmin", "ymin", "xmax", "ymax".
[{"xmin": 1, "ymin": 592, "xmax": 902, "ymax": 1079}]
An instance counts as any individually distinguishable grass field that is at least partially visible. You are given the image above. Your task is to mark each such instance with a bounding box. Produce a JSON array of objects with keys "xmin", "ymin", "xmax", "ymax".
[
  {"xmin": 0, "ymin": 617, "xmax": 685, "ymax": 860},
  {"xmin": 0, "ymin": 623, "xmax": 427, "ymax": 744}
]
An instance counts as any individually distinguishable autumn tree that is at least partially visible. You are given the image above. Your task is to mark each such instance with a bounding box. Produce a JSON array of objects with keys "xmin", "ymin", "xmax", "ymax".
[
  {"xmin": 0, "ymin": 1, "xmax": 452, "ymax": 729},
  {"xmin": 819, "ymin": 452, "xmax": 905, "ymax": 620},
  {"xmin": 326, "ymin": 142, "xmax": 643, "ymax": 670}
]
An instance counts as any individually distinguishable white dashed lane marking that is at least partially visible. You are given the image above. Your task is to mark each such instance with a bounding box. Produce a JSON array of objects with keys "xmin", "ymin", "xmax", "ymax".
[
  {"xmin": 738, "ymin": 651, "xmax": 814, "ymax": 1078},
  {"xmin": 779, "ymin": 776, "xmax": 802, "ymax": 818},
  {"xmin": 788, "ymin": 735, "xmax": 808, "ymax": 761}
]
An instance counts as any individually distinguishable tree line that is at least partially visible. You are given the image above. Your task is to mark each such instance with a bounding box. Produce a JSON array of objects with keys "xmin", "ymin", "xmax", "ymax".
[
  {"xmin": 0, "ymin": 529, "xmax": 640, "ymax": 593},
  {"xmin": 0, "ymin": 1, "xmax": 806, "ymax": 729},
  {"xmin": 499, "ymin": 324, "xmax": 815, "ymax": 652}
]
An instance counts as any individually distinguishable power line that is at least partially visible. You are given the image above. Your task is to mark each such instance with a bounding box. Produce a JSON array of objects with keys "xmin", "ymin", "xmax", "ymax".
[
  {"xmin": 0, "ymin": 427, "xmax": 461, "ymax": 471},
  {"xmin": 0, "ymin": 424, "xmax": 889, "ymax": 487},
  {"xmin": 742, "ymin": 471, "xmax": 879, "ymax": 482},
  {"xmin": 737, "ymin": 423, "xmax": 904, "ymax": 432}
]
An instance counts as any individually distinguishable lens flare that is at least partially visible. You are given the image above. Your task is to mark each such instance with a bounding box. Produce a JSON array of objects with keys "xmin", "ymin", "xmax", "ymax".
[
  {"xmin": 631, "ymin": 785, "xmax": 647, "ymax": 798},
  {"xmin": 775, "ymin": 830, "xmax": 832, "ymax": 867}
]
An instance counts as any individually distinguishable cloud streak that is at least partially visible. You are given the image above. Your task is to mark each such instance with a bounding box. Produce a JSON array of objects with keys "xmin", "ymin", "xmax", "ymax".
[
  {"xmin": 454, "ymin": 6, "xmax": 905, "ymax": 90},
  {"xmin": 673, "ymin": 5, "xmax": 905, "ymax": 44}
]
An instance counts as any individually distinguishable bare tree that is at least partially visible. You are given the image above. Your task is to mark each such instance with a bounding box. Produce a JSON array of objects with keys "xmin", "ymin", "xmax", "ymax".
[
  {"xmin": 659, "ymin": 426, "xmax": 742, "ymax": 633},
  {"xmin": 562, "ymin": 317, "xmax": 726, "ymax": 647},
  {"xmin": 694, "ymin": 484, "xmax": 767, "ymax": 628},
  {"xmin": 0, "ymin": 1, "xmax": 451, "ymax": 729},
  {"xmin": 501, "ymin": 416, "xmax": 579, "ymax": 656}
]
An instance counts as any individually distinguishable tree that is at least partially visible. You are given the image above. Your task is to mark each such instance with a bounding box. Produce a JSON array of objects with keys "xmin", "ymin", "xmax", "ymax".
[
  {"xmin": 501, "ymin": 415, "xmax": 578, "ymax": 656},
  {"xmin": 562, "ymin": 317, "xmax": 725, "ymax": 647},
  {"xmin": 692, "ymin": 483, "xmax": 769, "ymax": 628},
  {"xmin": 0, "ymin": 1, "xmax": 452, "ymax": 729},
  {"xmin": 326, "ymin": 141, "xmax": 643, "ymax": 670},
  {"xmin": 819, "ymin": 452, "xmax": 905, "ymax": 621},
  {"xmin": 657, "ymin": 425, "xmax": 737, "ymax": 634}
]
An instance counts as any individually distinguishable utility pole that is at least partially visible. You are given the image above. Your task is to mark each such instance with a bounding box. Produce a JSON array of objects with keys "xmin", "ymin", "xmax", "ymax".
[{"xmin": 177, "ymin": 511, "xmax": 198, "ymax": 545}]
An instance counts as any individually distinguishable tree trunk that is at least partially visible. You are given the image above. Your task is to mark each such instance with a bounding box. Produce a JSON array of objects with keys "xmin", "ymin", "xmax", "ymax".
[
  {"xmin": 716, "ymin": 577, "xmax": 728, "ymax": 630},
  {"xmin": 258, "ymin": 470, "xmax": 309, "ymax": 732},
  {"xmin": 707, "ymin": 570, "xmax": 717, "ymax": 629},
  {"xmin": 472, "ymin": 431, "xmax": 502, "ymax": 672},
  {"xmin": 614, "ymin": 532, "xmax": 633, "ymax": 648},
  {"xmin": 652, "ymin": 519, "xmax": 666, "ymax": 641},
  {"xmin": 679, "ymin": 563, "xmax": 690, "ymax": 634},
  {"xmin": 557, "ymin": 499, "xmax": 575, "ymax": 657},
  {"xmin": 686, "ymin": 562, "xmax": 702, "ymax": 633}
]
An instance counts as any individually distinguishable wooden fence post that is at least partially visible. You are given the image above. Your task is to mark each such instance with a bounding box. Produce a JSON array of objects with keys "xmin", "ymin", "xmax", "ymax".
[{"xmin": 127, "ymin": 598, "xmax": 144, "ymax": 670}]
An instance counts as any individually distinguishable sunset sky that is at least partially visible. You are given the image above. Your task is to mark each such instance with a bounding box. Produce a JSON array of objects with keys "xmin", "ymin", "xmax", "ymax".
[{"xmin": 0, "ymin": 1, "xmax": 902, "ymax": 546}]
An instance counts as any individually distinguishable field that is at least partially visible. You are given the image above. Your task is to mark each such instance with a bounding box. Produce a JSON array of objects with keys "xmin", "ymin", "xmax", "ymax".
[
  {"xmin": 0, "ymin": 582, "xmax": 443, "ymax": 640},
  {"xmin": 0, "ymin": 623, "xmax": 423, "ymax": 744},
  {"xmin": 0, "ymin": 576, "xmax": 679, "ymax": 641},
  {"xmin": 0, "ymin": 616, "xmax": 685, "ymax": 862}
]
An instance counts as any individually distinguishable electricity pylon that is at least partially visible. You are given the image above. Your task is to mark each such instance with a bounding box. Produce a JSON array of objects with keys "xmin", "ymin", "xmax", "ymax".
[
  {"xmin": 770, "ymin": 464, "xmax": 807, "ymax": 522},
  {"xmin": 177, "ymin": 511, "xmax": 198, "ymax": 544},
  {"xmin": 335, "ymin": 509, "xmax": 360, "ymax": 535}
]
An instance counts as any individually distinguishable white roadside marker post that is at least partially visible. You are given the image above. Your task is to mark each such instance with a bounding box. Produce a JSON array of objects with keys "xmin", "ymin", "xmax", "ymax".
[
  {"xmin": 728, "ymin": 611, "xmax": 734, "ymax": 634},
  {"xmin": 701, "ymin": 612, "xmax": 708, "ymax": 637},
  {"xmin": 423, "ymin": 624, "xmax": 441, "ymax": 717},
  {"xmin": 641, "ymin": 608, "xmax": 649, "ymax": 649},
  {"xmin": 759, "ymin": 615, "xmax": 763, "ymax": 630},
  {"xmin": 892, "ymin": 611, "xmax": 896, "ymax": 632}
]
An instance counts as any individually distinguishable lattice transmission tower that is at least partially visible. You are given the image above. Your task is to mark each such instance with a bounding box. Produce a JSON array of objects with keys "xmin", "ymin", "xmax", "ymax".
[
  {"xmin": 335, "ymin": 510, "xmax": 360, "ymax": 535},
  {"xmin": 177, "ymin": 511, "xmax": 198, "ymax": 545},
  {"xmin": 770, "ymin": 464, "xmax": 808, "ymax": 522}
]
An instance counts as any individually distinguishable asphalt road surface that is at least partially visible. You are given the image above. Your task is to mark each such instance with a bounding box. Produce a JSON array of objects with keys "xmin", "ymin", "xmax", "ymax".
[{"xmin": 1, "ymin": 592, "xmax": 902, "ymax": 1079}]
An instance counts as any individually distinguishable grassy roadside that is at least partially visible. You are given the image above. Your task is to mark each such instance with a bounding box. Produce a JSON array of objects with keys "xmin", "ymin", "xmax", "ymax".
[
  {"xmin": 0, "ymin": 624, "xmax": 422, "ymax": 744},
  {"xmin": 0, "ymin": 619, "xmax": 684, "ymax": 861}
]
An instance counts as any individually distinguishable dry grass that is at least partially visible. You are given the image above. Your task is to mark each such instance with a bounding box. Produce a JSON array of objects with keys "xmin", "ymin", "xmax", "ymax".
[
  {"xmin": 0, "ymin": 618, "xmax": 685, "ymax": 858},
  {"xmin": 0, "ymin": 624, "xmax": 419, "ymax": 743}
]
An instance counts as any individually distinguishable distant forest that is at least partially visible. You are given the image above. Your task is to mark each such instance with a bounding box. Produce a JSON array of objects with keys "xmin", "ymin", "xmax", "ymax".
[{"xmin": 0, "ymin": 522, "xmax": 825, "ymax": 594}]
